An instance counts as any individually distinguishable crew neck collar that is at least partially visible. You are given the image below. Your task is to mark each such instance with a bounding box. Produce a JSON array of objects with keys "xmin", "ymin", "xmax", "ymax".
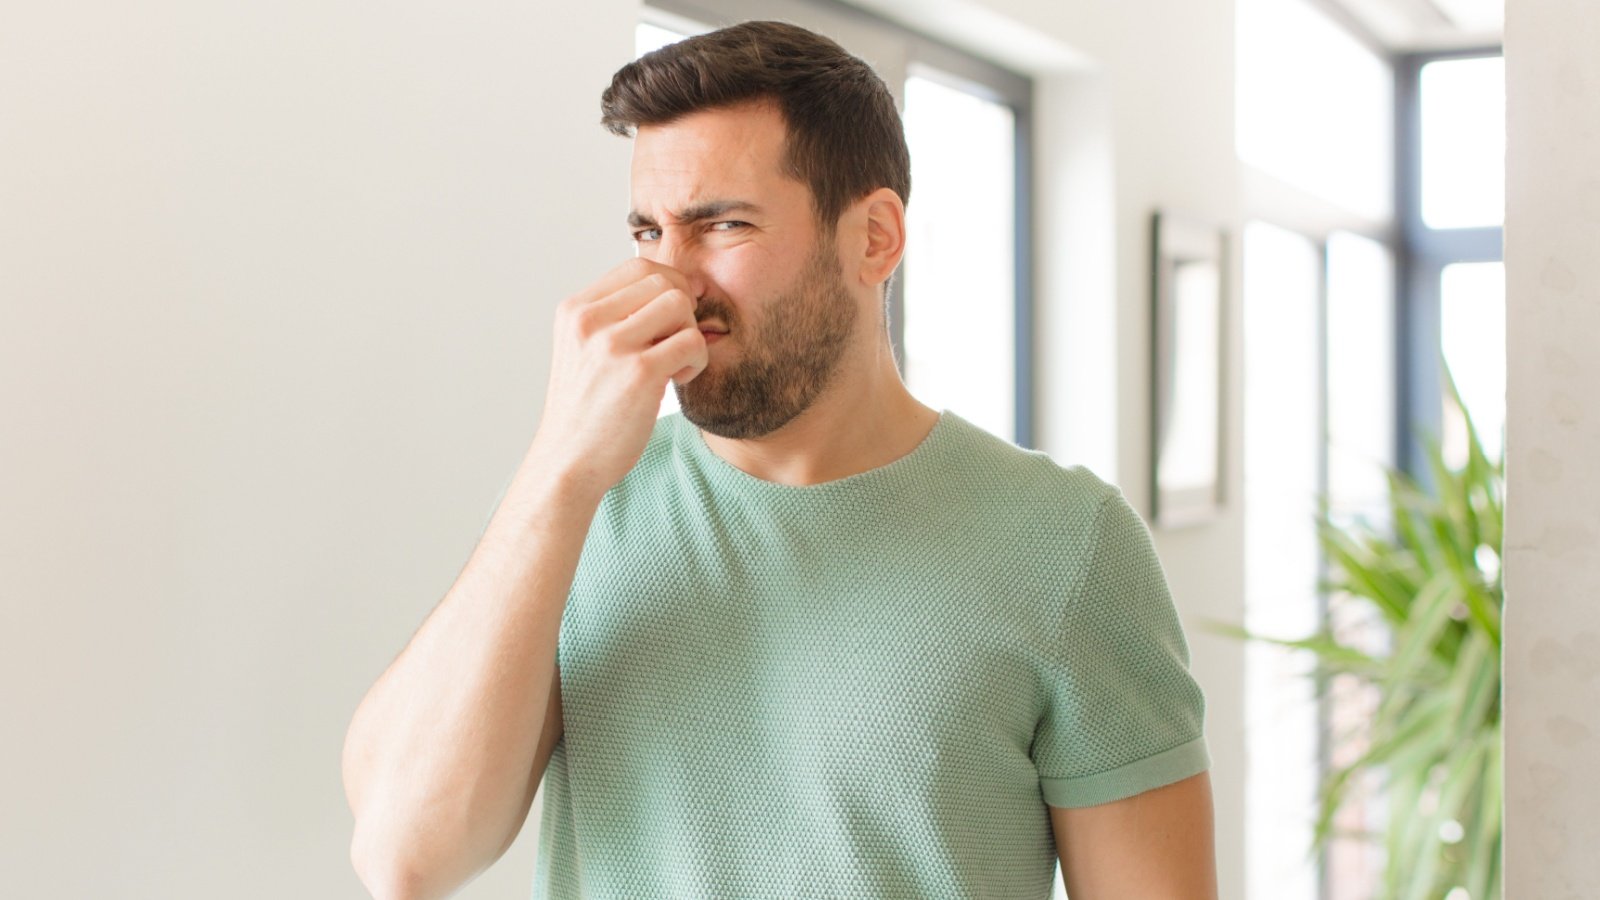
[{"xmin": 674, "ymin": 409, "xmax": 955, "ymax": 495}]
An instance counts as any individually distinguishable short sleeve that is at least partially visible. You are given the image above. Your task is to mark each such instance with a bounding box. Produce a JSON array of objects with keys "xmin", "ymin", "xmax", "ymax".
[{"xmin": 1031, "ymin": 487, "xmax": 1210, "ymax": 808}]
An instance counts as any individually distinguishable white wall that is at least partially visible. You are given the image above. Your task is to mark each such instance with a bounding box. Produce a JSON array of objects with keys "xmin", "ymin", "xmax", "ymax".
[
  {"xmin": 0, "ymin": 0, "xmax": 1244, "ymax": 897},
  {"xmin": 0, "ymin": 2, "xmax": 637, "ymax": 896},
  {"xmin": 1503, "ymin": 0, "xmax": 1600, "ymax": 893}
]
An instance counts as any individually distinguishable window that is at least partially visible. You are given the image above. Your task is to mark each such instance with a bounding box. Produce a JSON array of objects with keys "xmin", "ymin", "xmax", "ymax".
[
  {"xmin": 1238, "ymin": 2, "xmax": 1400, "ymax": 898},
  {"xmin": 1241, "ymin": 221, "xmax": 1400, "ymax": 900},
  {"xmin": 1241, "ymin": 222, "xmax": 1325, "ymax": 900},
  {"xmin": 1398, "ymin": 50, "xmax": 1506, "ymax": 481},
  {"xmin": 1439, "ymin": 261, "xmax": 1504, "ymax": 467},
  {"xmin": 1322, "ymin": 230, "xmax": 1396, "ymax": 900},
  {"xmin": 1241, "ymin": 9, "xmax": 1504, "ymax": 897},
  {"xmin": 1420, "ymin": 56, "xmax": 1504, "ymax": 230},
  {"xmin": 1326, "ymin": 232, "xmax": 1397, "ymax": 519},
  {"xmin": 901, "ymin": 69, "xmax": 1017, "ymax": 442},
  {"xmin": 635, "ymin": 0, "xmax": 1034, "ymax": 447}
]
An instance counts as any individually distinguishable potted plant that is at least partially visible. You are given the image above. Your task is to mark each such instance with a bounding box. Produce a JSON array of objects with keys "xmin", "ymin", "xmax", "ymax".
[{"xmin": 1201, "ymin": 361, "xmax": 1503, "ymax": 900}]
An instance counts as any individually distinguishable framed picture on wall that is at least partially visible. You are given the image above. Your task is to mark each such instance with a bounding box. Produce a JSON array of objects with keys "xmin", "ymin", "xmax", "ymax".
[{"xmin": 1149, "ymin": 210, "xmax": 1228, "ymax": 529}]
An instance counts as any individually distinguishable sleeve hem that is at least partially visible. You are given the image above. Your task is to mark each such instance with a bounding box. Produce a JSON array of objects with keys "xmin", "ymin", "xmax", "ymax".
[{"xmin": 1039, "ymin": 736, "xmax": 1211, "ymax": 809}]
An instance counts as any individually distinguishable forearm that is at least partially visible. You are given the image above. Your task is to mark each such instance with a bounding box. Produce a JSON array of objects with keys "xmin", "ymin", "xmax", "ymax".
[{"xmin": 342, "ymin": 447, "xmax": 603, "ymax": 897}]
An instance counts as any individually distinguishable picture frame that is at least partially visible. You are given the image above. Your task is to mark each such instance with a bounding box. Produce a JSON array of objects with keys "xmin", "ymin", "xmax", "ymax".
[{"xmin": 1149, "ymin": 210, "xmax": 1228, "ymax": 529}]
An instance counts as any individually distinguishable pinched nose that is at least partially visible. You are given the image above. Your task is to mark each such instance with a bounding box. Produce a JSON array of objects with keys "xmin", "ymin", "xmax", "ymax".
[{"xmin": 651, "ymin": 237, "xmax": 712, "ymax": 300}]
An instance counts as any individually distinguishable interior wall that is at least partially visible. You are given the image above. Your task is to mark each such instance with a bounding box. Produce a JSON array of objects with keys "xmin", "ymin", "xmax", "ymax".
[
  {"xmin": 0, "ymin": 0, "xmax": 1244, "ymax": 897},
  {"xmin": 0, "ymin": 2, "xmax": 637, "ymax": 896},
  {"xmin": 1503, "ymin": 0, "xmax": 1600, "ymax": 893}
]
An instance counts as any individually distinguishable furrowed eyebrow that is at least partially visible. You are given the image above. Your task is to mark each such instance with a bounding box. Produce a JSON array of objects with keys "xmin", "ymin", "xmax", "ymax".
[{"xmin": 627, "ymin": 200, "xmax": 763, "ymax": 229}]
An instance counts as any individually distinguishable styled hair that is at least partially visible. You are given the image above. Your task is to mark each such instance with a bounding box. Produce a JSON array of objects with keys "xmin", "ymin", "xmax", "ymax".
[{"xmin": 599, "ymin": 20, "xmax": 911, "ymax": 234}]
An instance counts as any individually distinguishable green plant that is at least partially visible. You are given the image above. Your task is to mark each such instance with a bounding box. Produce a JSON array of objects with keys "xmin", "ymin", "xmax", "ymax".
[{"xmin": 1202, "ymin": 360, "xmax": 1503, "ymax": 900}]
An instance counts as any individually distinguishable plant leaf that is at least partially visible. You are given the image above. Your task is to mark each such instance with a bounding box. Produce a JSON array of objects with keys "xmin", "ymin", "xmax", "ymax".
[
  {"xmin": 1311, "ymin": 689, "xmax": 1453, "ymax": 852},
  {"xmin": 1372, "ymin": 574, "xmax": 1460, "ymax": 731},
  {"xmin": 1463, "ymin": 723, "xmax": 1503, "ymax": 899},
  {"xmin": 1196, "ymin": 618, "xmax": 1387, "ymax": 679}
]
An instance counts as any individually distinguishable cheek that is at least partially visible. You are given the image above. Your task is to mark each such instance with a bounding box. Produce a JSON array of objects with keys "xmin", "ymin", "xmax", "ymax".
[{"xmin": 699, "ymin": 243, "xmax": 782, "ymax": 303}]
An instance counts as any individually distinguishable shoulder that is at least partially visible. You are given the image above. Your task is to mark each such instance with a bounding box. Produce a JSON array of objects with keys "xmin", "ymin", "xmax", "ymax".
[{"xmin": 935, "ymin": 412, "xmax": 1119, "ymax": 527}]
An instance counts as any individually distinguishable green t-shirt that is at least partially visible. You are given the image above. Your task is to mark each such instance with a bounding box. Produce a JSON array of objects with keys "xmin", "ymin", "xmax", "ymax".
[{"xmin": 520, "ymin": 409, "xmax": 1209, "ymax": 898}]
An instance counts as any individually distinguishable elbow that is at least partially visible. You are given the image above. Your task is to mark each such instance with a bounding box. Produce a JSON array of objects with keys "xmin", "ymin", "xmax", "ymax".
[
  {"xmin": 352, "ymin": 858, "xmax": 415, "ymax": 900},
  {"xmin": 350, "ymin": 831, "xmax": 428, "ymax": 900},
  {"xmin": 351, "ymin": 828, "xmax": 475, "ymax": 900}
]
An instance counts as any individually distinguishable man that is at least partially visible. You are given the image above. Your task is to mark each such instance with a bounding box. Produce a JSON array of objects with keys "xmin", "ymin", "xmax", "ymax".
[{"xmin": 343, "ymin": 20, "xmax": 1217, "ymax": 900}]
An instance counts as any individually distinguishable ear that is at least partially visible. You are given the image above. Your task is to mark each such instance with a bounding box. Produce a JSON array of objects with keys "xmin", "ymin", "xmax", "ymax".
[{"xmin": 848, "ymin": 187, "xmax": 906, "ymax": 292}]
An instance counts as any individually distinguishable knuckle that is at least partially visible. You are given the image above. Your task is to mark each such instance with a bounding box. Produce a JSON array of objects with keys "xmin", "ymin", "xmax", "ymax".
[
  {"xmin": 626, "ymin": 354, "xmax": 655, "ymax": 384},
  {"xmin": 667, "ymin": 289, "xmax": 694, "ymax": 315},
  {"xmin": 572, "ymin": 304, "xmax": 604, "ymax": 338},
  {"xmin": 599, "ymin": 329, "xmax": 628, "ymax": 357}
]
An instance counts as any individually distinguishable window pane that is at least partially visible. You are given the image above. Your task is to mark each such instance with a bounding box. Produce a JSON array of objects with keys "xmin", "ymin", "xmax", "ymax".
[
  {"xmin": 1237, "ymin": 0, "xmax": 1394, "ymax": 221},
  {"xmin": 1326, "ymin": 231, "xmax": 1396, "ymax": 520},
  {"xmin": 902, "ymin": 73, "xmax": 1016, "ymax": 441},
  {"xmin": 1421, "ymin": 56, "xmax": 1505, "ymax": 229},
  {"xmin": 1440, "ymin": 262, "xmax": 1505, "ymax": 467},
  {"xmin": 1242, "ymin": 221, "xmax": 1322, "ymax": 900},
  {"xmin": 1323, "ymin": 231, "xmax": 1394, "ymax": 900}
]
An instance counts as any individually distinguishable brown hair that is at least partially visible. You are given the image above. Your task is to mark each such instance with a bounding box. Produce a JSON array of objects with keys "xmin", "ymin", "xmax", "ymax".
[{"xmin": 599, "ymin": 20, "xmax": 911, "ymax": 235}]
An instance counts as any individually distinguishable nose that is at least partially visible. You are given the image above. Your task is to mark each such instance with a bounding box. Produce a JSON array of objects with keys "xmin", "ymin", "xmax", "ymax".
[{"xmin": 651, "ymin": 231, "xmax": 710, "ymax": 303}]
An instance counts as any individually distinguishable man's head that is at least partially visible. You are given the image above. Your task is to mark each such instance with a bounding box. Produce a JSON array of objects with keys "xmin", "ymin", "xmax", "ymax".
[
  {"xmin": 601, "ymin": 20, "xmax": 911, "ymax": 245},
  {"xmin": 600, "ymin": 21, "xmax": 911, "ymax": 439}
]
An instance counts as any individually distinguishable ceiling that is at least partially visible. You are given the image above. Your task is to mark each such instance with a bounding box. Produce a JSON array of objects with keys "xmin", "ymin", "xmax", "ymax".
[{"xmin": 1320, "ymin": 0, "xmax": 1503, "ymax": 52}]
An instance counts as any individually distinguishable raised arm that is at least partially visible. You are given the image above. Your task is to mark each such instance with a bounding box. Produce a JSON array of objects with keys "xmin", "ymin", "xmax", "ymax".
[{"xmin": 340, "ymin": 257, "xmax": 709, "ymax": 899}]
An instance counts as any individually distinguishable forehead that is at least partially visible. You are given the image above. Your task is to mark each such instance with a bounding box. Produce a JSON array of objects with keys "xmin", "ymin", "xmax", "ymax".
[{"xmin": 629, "ymin": 101, "xmax": 796, "ymax": 209}]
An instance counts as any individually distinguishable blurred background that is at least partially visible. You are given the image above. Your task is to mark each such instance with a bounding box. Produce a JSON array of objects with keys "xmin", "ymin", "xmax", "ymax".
[{"xmin": 2, "ymin": 0, "xmax": 1591, "ymax": 897}]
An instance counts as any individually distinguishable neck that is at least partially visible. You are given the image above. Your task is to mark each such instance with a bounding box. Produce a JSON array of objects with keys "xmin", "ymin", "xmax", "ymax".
[{"xmin": 697, "ymin": 329, "xmax": 940, "ymax": 487}]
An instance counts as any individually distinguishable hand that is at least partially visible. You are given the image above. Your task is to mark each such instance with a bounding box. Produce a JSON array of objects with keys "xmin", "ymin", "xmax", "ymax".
[{"xmin": 528, "ymin": 257, "xmax": 708, "ymax": 496}]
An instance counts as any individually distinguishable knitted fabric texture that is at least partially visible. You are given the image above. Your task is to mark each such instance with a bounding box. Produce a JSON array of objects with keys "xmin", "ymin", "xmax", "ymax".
[{"xmin": 511, "ymin": 409, "xmax": 1209, "ymax": 899}]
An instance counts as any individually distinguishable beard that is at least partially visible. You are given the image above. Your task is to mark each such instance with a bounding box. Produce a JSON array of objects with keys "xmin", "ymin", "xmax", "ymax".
[{"xmin": 672, "ymin": 239, "xmax": 859, "ymax": 440}]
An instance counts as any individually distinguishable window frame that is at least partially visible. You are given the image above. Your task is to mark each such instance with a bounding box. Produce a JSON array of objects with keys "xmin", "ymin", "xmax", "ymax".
[
  {"xmin": 1393, "ymin": 45, "xmax": 1505, "ymax": 492},
  {"xmin": 640, "ymin": 0, "xmax": 1037, "ymax": 447}
]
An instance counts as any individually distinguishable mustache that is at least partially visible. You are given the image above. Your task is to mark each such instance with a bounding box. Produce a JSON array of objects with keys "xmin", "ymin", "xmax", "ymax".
[{"xmin": 695, "ymin": 296, "xmax": 736, "ymax": 328}]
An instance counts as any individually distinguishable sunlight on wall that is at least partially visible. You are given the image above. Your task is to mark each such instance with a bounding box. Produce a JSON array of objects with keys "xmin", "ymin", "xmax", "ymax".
[{"xmin": 1236, "ymin": 0, "xmax": 1394, "ymax": 221}]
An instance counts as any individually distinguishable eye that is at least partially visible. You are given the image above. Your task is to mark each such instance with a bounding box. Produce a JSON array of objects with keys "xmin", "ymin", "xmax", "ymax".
[
  {"xmin": 710, "ymin": 221, "xmax": 749, "ymax": 232},
  {"xmin": 631, "ymin": 227, "xmax": 662, "ymax": 242}
]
